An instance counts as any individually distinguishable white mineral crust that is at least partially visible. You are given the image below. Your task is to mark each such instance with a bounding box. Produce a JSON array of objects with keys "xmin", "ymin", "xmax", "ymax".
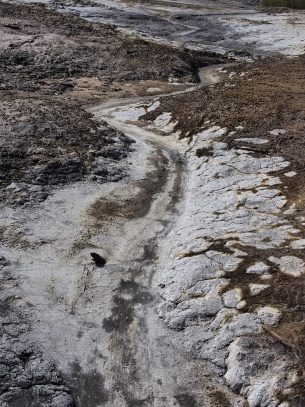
[{"xmin": 156, "ymin": 126, "xmax": 300, "ymax": 405}]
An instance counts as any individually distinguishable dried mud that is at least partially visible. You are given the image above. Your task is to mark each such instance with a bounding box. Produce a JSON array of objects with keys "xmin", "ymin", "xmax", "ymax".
[
  {"xmin": 141, "ymin": 54, "xmax": 305, "ymax": 214},
  {"xmin": 140, "ymin": 54, "xmax": 305, "ymax": 405},
  {"xmin": 0, "ymin": 2, "xmax": 221, "ymax": 405},
  {"xmin": 0, "ymin": 1, "xmax": 223, "ymax": 207},
  {"xmin": 2, "ymin": 0, "xmax": 305, "ymax": 405}
]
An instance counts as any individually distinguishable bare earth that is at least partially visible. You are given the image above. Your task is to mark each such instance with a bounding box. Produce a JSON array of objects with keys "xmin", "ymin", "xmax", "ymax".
[{"xmin": 1, "ymin": 1, "xmax": 305, "ymax": 406}]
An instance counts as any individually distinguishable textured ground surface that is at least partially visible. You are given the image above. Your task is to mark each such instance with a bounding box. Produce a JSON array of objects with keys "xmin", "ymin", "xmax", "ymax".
[
  {"xmin": 49, "ymin": 0, "xmax": 305, "ymax": 56},
  {"xmin": 101, "ymin": 73, "xmax": 305, "ymax": 404},
  {"xmin": 0, "ymin": 0, "xmax": 223, "ymax": 208},
  {"xmin": 1, "ymin": 0, "xmax": 305, "ymax": 406}
]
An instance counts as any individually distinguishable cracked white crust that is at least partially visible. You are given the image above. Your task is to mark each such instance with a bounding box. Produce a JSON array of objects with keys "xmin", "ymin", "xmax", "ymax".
[{"xmin": 155, "ymin": 125, "xmax": 302, "ymax": 406}]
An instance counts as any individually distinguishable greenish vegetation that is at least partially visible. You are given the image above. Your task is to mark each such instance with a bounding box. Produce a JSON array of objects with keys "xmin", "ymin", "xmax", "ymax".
[{"xmin": 261, "ymin": 0, "xmax": 305, "ymax": 8}]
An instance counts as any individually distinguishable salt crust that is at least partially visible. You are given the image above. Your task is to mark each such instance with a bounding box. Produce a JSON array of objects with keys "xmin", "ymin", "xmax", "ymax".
[
  {"xmin": 98, "ymin": 102, "xmax": 302, "ymax": 405},
  {"xmin": 154, "ymin": 124, "xmax": 300, "ymax": 405}
]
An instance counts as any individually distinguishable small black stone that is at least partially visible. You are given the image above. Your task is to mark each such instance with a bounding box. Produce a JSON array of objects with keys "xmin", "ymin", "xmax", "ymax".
[{"xmin": 90, "ymin": 252, "xmax": 106, "ymax": 266}]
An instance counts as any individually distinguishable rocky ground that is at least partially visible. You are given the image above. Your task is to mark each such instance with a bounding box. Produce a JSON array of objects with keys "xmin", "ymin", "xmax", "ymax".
[
  {"xmin": 1, "ymin": 0, "xmax": 305, "ymax": 406},
  {"xmin": 0, "ymin": 2, "xmax": 224, "ymax": 405},
  {"xmin": 101, "ymin": 61, "xmax": 305, "ymax": 404},
  {"xmin": 136, "ymin": 56, "xmax": 305, "ymax": 405},
  {"xmin": 0, "ymin": 1, "xmax": 224, "ymax": 207}
]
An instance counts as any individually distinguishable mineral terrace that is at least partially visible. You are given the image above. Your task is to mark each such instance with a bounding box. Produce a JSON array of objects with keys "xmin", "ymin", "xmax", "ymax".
[{"xmin": 1, "ymin": 0, "xmax": 305, "ymax": 406}]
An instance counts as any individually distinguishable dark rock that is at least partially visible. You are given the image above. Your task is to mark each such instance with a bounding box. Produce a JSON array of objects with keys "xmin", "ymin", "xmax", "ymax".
[{"xmin": 90, "ymin": 252, "xmax": 106, "ymax": 266}]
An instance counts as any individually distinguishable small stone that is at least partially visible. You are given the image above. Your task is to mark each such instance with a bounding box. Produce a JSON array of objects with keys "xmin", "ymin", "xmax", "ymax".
[
  {"xmin": 6, "ymin": 182, "xmax": 18, "ymax": 190},
  {"xmin": 255, "ymin": 306, "xmax": 282, "ymax": 325},
  {"xmin": 222, "ymin": 288, "xmax": 242, "ymax": 308},
  {"xmin": 246, "ymin": 262, "xmax": 270, "ymax": 275},
  {"xmin": 283, "ymin": 204, "xmax": 295, "ymax": 215},
  {"xmin": 235, "ymin": 138, "xmax": 268, "ymax": 145},
  {"xmin": 269, "ymin": 255, "xmax": 305, "ymax": 277},
  {"xmin": 157, "ymin": 301, "xmax": 175, "ymax": 319},
  {"xmin": 236, "ymin": 300, "xmax": 246, "ymax": 309},
  {"xmin": 284, "ymin": 171, "xmax": 297, "ymax": 177},
  {"xmin": 269, "ymin": 129, "xmax": 286, "ymax": 135},
  {"xmin": 290, "ymin": 239, "xmax": 305, "ymax": 249},
  {"xmin": 259, "ymin": 274, "xmax": 273, "ymax": 280},
  {"xmin": 249, "ymin": 284, "xmax": 269, "ymax": 296},
  {"xmin": 90, "ymin": 252, "xmax": 106, "ymax": 266}
]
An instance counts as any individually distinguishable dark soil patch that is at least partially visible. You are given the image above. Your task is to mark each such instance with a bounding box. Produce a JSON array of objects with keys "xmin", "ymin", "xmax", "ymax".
[
  {"xmin": 88, "ymin": 147, "xmax": 169, "ymax": 227},
  {"xmin": 141, "ymin": 55, "xmax": 305, "ymax": 167},
  {"xmin": 65, "ymin": 361, "xmax": 109, "ymax": 407},
  {"xmin": 0, "ymin": 94, "xmax": 132, "ymax": 205},
  {"xmin": 0, "ymin": 1, "xmax": 224, "ymax": 93}
]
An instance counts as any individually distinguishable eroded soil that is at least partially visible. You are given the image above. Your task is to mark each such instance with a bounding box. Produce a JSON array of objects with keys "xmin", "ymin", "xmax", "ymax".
[
  {"xmin": 2, "ymin": 0, "xmax": 305, "ymax": 406},
  {"xmin": 140, "ymin": 54, "xmax": 305, "ymax": 405},
  {"xmin": 0, "ymin": 1, "xmax": 224, "ymax": 207}
]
